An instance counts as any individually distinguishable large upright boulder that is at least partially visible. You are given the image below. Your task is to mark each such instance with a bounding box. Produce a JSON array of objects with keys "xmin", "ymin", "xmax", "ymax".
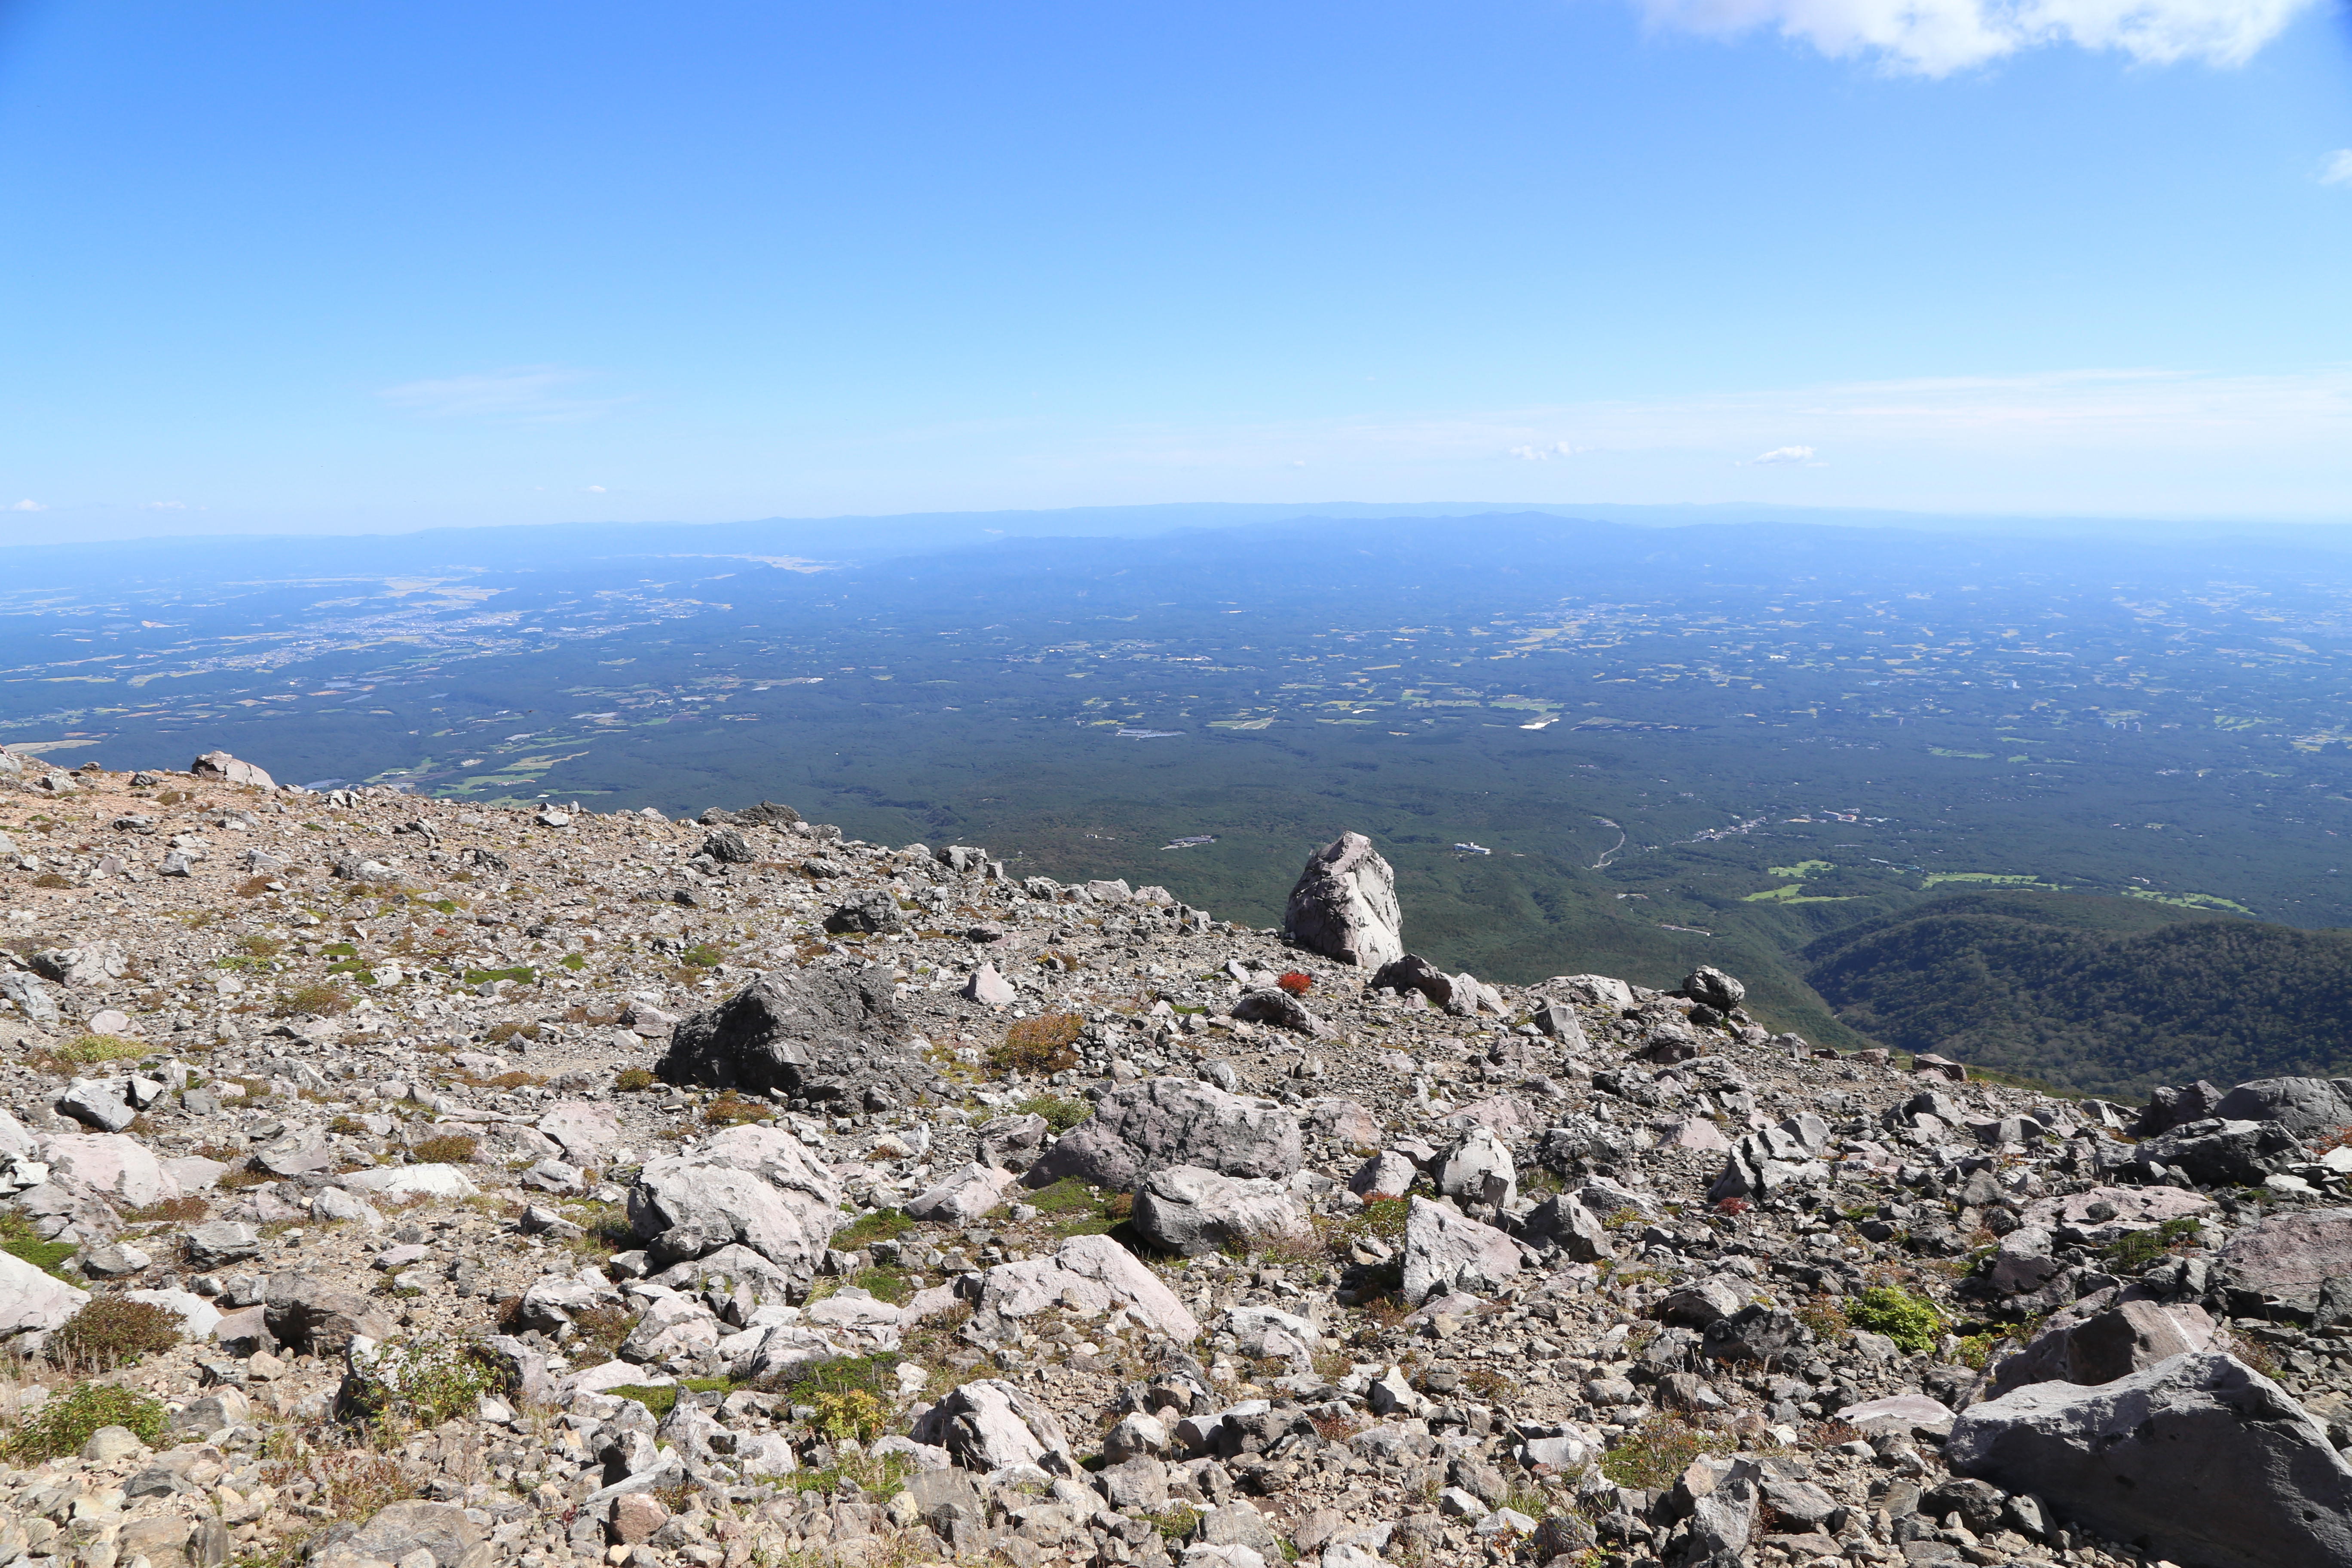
[
  {"xmin": 1281, "ymin": 832, "xmax": 1404, "ymax": 970},
  {"xmin": 655, "ymin": 968, "xmax": 922, "ymax": 1110},
  {"xmin": 1024, "ymin": 1077, "xmax": 1301, "ymax": 1192},
  {"xmin": 628, "ymin": 1124, "xmax": 842, "ymax": 1269},
  {"xmin": 1948, "ymin": 1351, "xmax": 2352, "ymax": 1568},
  {"xmin": 1400, "ymin": 1195, "xmax": 1522, "ymax": 1304}
]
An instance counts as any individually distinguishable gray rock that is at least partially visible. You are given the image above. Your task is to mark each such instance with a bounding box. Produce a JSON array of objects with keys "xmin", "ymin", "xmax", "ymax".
[
  {"xmin": 2218, "ymin": 1204, "xmax": 2352, "ymax": 1317},
  {"xmin": 1229, "ymin": 987, "xmax": 1332, "ymax": 1037},
  {"xmin": 910, "ymin": 1377, "xmax": 1074, "ymax": 1472},
  {"xmin": 655, "ymin": 968, "xmax": 922, "ymax": 1110},
  {"xmin": 1348, "ymin": 1149, "xmax": 1418, "ymax": 1198},
  {"xmin": 1369, "ymin": 954, "xmax": 1453, "ymax": 1008},
  {"xmin": 2212, "ymin": 1077, "xmax": 2352, "ymax": 1136},
  {"xmin": 1130, "ymin": 1164, "xmax": 1309, "ymax": 1256},
  {"xmin": 0, "ymin": 970, "xmax": 60, "ymax": 1028},
  {"xmin": 962, "ymin": 964, "xmax": 1017, "ymax": 1006},
  {"xmin": 1529, "ymin": 998, "xmax": 1585, "ymax": 1046},
  {"xmin": 701, "ymin": 828, "xmax": 756, "ymax": 864},
  {"xmin": 190, "ymin": 750, "xmax": 275, "ymax": 789},
  {"xmin": 2136, "ymin": 1078, "xmax": 2227, "ymax": 1136},
  {"xmin": 1681, "ymin": 966, "xmax": 1745, "ymax": 1012},
  {"xmin": 628, "ymin": 1124, "xmax": 842, "ymax": 1268},
  {"xmin": 0, "ymin": 1246, "xmax": 90, "ymax": 1336},
  {"xmin": 1521, "ymin": 1193, "xmax": 1613, "ymax": 1261},
  {"xmin": 2137, "ymin": 1117, "xmax": 2302, "ymax": 1186},
  {"xmin": 1026, "ymin": 1076, "xmax": 1302, "ymax": 1191},
  {"xmin": 1400, "ymin": 1195, "xmax": 1522, "ymax": 1304},
  {"xmin": 823, "ymin": 888, "xmax": 903, "ymax": 935},
  {"xmin": 262, "ymin": 1271, "xmax": 394, "ymax": 1356},
  {"xmin": 1706, "ymin": 1115, "xmax": 1831, "ymax": 1204},
  {"xmin": 1661, "ymin": 1276, "xmax": 1746, "ymax": 1327},
  {"xmin": 1281, "ymin": 832, "xmax": 1404, "ymax": 970},
  {"xmin": 977, "ymin": 1112, "xmax": 1050, "ymax": 1171},
  {"xmin": 348, "ymin": 1500, "xmax": 490, "ymax": 1568},
  {"xmin": 1987, "ymin": 1295, "xmax": 2218, "ymax": 1396},
  {"xmin": 1435, "ymin": 1125, "xmax": 1516, "ymax": 1210},
  {"xmin": 56, "ymin": 1078, "xmax": 137, "ymax": 1133},
  {"xmin": 1948, "ymin": 1351, "xmax": 2352, "ymax": 1568},
  {"xmin": 904, "ymin": 1161, "xmax": 1016, "ymax": 1225},
  {"xmin": 1700, "ymin": 1305, "xmax": 1803, "ymax": 1366}
]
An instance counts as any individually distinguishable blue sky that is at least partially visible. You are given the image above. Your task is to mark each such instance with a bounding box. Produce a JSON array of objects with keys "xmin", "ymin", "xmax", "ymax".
[{"xmin": 1, "ymin": 0, "xmax": 2348, "ymax": 539}]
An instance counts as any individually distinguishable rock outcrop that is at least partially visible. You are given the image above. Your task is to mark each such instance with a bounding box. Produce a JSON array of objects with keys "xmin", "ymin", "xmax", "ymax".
[
  {"xmin": 655, "ymin": 968, "xmax": 925, "ymax": 1110},
  {"xmin": 1023, "ymin": 1076, "xmax": 1302, "ymax": 1191},
  {"xmin": 1280, "ymin": 831, "xmax": 1404, "ymax": 969}
]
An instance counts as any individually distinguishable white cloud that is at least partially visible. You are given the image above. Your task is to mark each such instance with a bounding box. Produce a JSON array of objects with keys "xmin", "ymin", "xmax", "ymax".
[
  {"xmin": 2323, "ymin": 150, "xmax": 2352, "ymax": 187},
  {"xmin": 1507, "ymin": 441, "xmax": 1587, "ymax": 460},
  {"xmin": 378, "ymin": 367, "xmax": 628, "ymax": 423},
  {"xmin": 583, "ymin": 484, "xmax": 607, "ymax": 493},
  {"xmin": 1634, "ymin": 0, "xmax": 2317, "ymax": 75},
  {"xmin": 1745, "ymin": 444, "xmax": 1820, "ymax": 465},
  {"xmin": 9, "ymin": 499, "xmax": 44, "ymax": 511},
  {"xmin": 142, "ymin": 499, "xmax": 187, "ymax": 511}
]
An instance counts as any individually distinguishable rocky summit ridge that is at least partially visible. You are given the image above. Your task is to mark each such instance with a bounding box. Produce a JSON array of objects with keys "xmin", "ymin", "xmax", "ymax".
[{"xmin": 4, "ymin": 752, "xmax": 2352, "ymax": 1568}]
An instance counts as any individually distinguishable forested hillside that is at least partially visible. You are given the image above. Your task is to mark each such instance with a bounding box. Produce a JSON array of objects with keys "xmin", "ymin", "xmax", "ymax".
[{"xmin": 1804, "ymin": 891, "xmax": 2352, "ymax": 1099}]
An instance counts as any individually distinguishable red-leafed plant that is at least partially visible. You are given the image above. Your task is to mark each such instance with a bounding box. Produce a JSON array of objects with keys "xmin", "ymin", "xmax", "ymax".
[
  {"xmin": 1277, "ymin": 970, "xmax": 1314, "ymax": 995},
  {"xmin": 1713, "ymin": 1195, "xmax": 1752, "ymax": 1216}
]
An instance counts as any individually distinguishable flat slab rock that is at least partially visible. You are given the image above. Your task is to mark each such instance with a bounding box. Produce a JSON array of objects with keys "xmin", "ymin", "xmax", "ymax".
[{"xmin": 1024, "ymin": 1075, "xmax": 1302, "ymax": 1192}]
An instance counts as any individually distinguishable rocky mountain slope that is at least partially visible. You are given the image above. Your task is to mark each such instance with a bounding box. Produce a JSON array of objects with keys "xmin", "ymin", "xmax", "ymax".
[{"xmin": 5, "ymin": 750, "xmax": 2352, "ymax": 1568}]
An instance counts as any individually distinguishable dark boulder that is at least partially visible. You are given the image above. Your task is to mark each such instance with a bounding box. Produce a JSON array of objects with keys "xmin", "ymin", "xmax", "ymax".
[
  {"xmin": 822, "ymin": 889, "xmax": 904, "ymax": 935},
  {"xmin": 655, "ymin": 969, "xmax": 925, "ymax": 1108},
  {"xmin": 1948, "ymin": 1351, "xmax": 2352, "ymax": 1568}
]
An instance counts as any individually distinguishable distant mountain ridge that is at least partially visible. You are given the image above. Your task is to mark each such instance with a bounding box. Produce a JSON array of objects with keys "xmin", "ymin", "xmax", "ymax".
[{"xmin": 1803, "ymin": 890, "xmax": 2352, "ymax": 1100}]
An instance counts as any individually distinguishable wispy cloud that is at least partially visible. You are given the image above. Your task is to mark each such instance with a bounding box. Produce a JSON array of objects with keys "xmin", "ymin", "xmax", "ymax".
[
  {"xmin": 142, "ymin": 499, "xmax": 187, "ymax": 511},
  {"xmin": 9, "ymin": 499, "xmax": 45, "ymax": 512},
  {"xmin": 583, "ymin": 484, "xmax": 607, "ymax": 494},
  {"xmin": 1632, "ymin": 0, "xmax": 2317, "ymax": 75},
  {"xmin": 1743, "ymin": 444, "xmax": 1821, "ymax": 465},
  {"xmin": 377, "ymin": 367, "xmax": 631, "ymax": 423},
  {"xmin": 2323, "ymin": 150, "xmax": 2352, "ymax": 188},
  {"xmin": 1507, "ymin": 441, "xmax": 1587, "ymax": 460}
]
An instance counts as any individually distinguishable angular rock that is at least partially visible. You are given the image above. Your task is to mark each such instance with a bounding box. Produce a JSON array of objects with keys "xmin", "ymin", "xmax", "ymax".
[
  {"xmin": 535, "ymin": 1100, "xmax": 620, "ymax": 1165},
  {"xmin": 56, "ymin": 1078, "xmax": 139, "ymax": 1133},
  {"xmin": 263, "ymin": 1272, "xmax": 394, "ymax": 1357},
  {"xmin": 1700, "ymin": 1305, "xmax": 1802, "ymax": 1366},
  {"xmin": 1948, "ymin": 1351, "xmax": 2352, "ymax": 1568},
  {"xmin": 184, "ymin": 1221, "xmax": 262, "ymax": 1269},
  {"xmin": 1130, "ymin": 1164, "xmax": 1309, "ymax": 1256},
  {"xmin": 31, "ymin": 941, "xmax": 127, "ymax": 987},
  {"xmin": 971, "ymin": 1232, "xmax": 1201, "ymax": 1342},
  {"xmin": 1230, "ymin": 987, "xmax": 1332, "ymax": 1037},
  {"xmin": 655, "ymin": 968, "xmax": 922, "ymax": 1109},
  {"xmin": 961, "ymin": 963, "xmax": 1017, "ymax": 1006},
  {"xmin": 2218, "ymin": 1204, "xmax": 2352, "ymax": 1317},
  {"xmin": 1302, "ymin": 1097, "xmax": 1381, "ymax": 1147},
  {"xmin": 347, "ymin": 1500, "xmax": 487, "ymax": 1568},
  {"xmin": 1706, "ymin": 1116, "xmax": 1830, "ymax": 1204},
  {"xmin": 910, "ymin": 1377, "xmax": 1074, "ymax": 1472},
  {"xmin": 1435, "ymin": 1125, "xmax": 1516, "ymax": 1210},
  {"xmin": 39, "ymin": 1133, "xmax": 180, "ymax": 1207},
  {"xmin": 1521, "ymin": 1193, "xmax": 1613, "ymax": 1262},
  {"xmin": 629, "ymin": 1125, "xmax": 841, "ymax": 1268},
  {"xmin": 976, "ymin": 1111, "xmax": 1050, "ymax": 1171},
  {"xmin": 1026, "ymin": 1076, "xmax": 1301, "ymax": 1191},
  {"xmin": 1281, "ymin": 833, "xmax": 1404, "ymax": 970},
  {"xmin": 1987, "ymin": 1295, "xmax": 2218, "ymax": 1396},
  {"xmin": 1348, "ymin": 1149, "xmax": 1418, "ymax": 1199},
  {"xmin": 2136, "ymin": 1117, "xmax": 2300, "ymax": 1186},
  {"xmin": 2212, "ymin": 1076, "xmax": 2352, "ymax": 1136},
  {"xmin": 0, "ymin": 1246, "xmax": 90, "ymax": 1336},
  {"xmin": 905, "ymin": 1161, "xmax": 1017, "ymax": 1224},
  {"xmin": 1681, "ymin": 966, "xmax": 1745, "ymax": 1012},
  {"xmin": 191, "ymin": 750, "xmax": 275, "ymax": 788},
  {"xmin": 823, "ymin": 888, "xmax": 903, "ymax": 935},
  {"xmin": 1400, "ymin": 1195, "xmax": 1522, "ymax": 1304}
]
